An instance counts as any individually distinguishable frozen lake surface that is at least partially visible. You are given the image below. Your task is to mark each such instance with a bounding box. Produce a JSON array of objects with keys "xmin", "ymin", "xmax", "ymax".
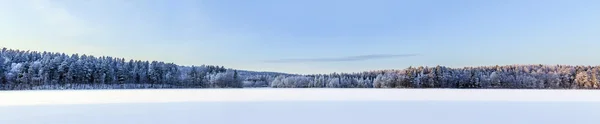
[{"xmin": 1, "ymin": 89, "xmax": 600, "ymax": 124}]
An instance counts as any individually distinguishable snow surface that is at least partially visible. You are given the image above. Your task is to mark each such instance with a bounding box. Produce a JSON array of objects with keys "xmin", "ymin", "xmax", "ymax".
[
  {"xmin": 1, "ymin": 89, "xmax": 600, "ymax": 124},
  {"xmin": 2, "ymin": 89, "xmax": 600, "ymax": 106}
]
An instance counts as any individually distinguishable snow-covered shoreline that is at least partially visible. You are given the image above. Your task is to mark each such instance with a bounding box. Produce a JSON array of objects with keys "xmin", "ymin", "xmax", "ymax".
[{"xmin": 1, "ymin": 89, "xmax": 599, "ymax": 106}]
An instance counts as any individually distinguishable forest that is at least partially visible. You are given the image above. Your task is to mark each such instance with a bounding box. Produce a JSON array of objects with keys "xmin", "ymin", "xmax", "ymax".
[{"xmin": 1, "ymin": 47, "xmax": 599, "ymax": 90}]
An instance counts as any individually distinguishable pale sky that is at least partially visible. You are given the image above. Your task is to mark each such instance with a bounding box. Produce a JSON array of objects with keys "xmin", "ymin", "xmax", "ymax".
[{"xmin": 1, "ymin": 0, "xmax": 600, "ymax": 74}]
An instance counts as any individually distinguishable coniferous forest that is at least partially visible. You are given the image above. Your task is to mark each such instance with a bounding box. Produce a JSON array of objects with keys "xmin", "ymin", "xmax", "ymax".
[{"xmin": 1, "ymin": 48, "xmax": 599, "ymax": 90}]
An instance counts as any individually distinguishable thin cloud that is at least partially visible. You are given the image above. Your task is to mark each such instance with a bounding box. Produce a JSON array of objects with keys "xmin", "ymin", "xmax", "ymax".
[{"xmin": 265, "ymin": 54, "xmax": 419, "ymax": 63}]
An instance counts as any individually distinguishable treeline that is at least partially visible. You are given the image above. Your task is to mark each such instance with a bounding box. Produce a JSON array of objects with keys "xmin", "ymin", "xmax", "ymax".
[
  {"xmin": 2, "ymin": 48, "xmax": 600, "ymax": 90},
  {"xmin": 0, "ymin": 48, "xmax": 249, "ymax": 90},
  {"xmin": 271, "ymin": 65, "xmax": 600, "ymax": 89}
]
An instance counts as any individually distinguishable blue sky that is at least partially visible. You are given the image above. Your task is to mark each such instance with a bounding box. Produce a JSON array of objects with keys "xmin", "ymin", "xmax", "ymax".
[{"xmin": 1, "ymin": 0, "xmax": 600, "ymax": 74}]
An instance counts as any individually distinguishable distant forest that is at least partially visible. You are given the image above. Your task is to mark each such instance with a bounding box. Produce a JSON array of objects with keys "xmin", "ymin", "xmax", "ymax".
[{"xmin": 1, "ymin": 48, "xmax": 599, "ymax": 90}]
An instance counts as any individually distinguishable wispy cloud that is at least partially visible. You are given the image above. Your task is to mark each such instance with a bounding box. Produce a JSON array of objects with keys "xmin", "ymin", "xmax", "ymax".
[{"xmin": 264, "ymin": 54, "xmax": 419, "ymax": 63}]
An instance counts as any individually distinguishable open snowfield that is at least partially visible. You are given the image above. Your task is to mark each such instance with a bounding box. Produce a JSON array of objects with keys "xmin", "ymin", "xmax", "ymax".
[{"xmin": 1, "ymin": 89, "xmax": 600, "ymax": 124}]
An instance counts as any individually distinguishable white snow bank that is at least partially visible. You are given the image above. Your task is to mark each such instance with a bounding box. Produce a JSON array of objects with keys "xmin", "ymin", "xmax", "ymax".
[
  {"xmin": 1, "ymin": 102, "xmax": 600, "ymax": 124},
  {"xmin": 1, "ymin": 89, "xmax": 600, "ymax": 106}
]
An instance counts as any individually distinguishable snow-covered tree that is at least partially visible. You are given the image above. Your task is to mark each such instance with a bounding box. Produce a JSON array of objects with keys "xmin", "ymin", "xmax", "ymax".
[
  {"xmin": 2, "ymin": 47, "xmax": 600, "ymax": 90},
  {"xmin": 489, "ymin": 72, "xmax": 501, "ymax": 88},
  {"xmin": 373, "ymin": 73, "xmax": 397, "ymax": 88},
  {"xmin": 0, "ymin": 56, "xmax": 5, "ymax": 87},
  {"xmin": 575, "ymin": 71, "xmax": 592, "ymax": 89},
  {"xmin": 270, "ymin": 75, "xmax": 286, "ymax": 88},
  {"xmin": 326, "ymin": 77, "xmax": 341, "ymax": 88},
  {"xmin": 208, "ymin": 71, "xmax": 242, "ymax": 88}
]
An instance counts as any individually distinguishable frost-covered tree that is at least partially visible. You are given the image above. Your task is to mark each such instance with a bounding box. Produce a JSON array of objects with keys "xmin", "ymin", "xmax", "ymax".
[
  {"xmin": 489, "ymin": 72, "xmax": 501, "ymax": 88},
  {"xmin": 357, "ymin": 78, "xmax": 373, "ymax": 88},
  {"xmin": 28, "ymin": 61, "xmax": 43, "ymax": 86},
  {"xmin": 270, "ymin": 75, "xmax": 286, "ymax": 88},
  {"xmin": 339, "ymin": 77, "xmax": 357, "ymax": 88},
  {"xmin": 373, "ymin": 73, "xmax": 398, "ymax": 88},
  {"xmin": 2, "ymin": 47, "xmax": 600, "ymax": 90},
  {"xmin": 309, "ymin": 75, "xmax": 327, "ymax": 88},
  {"xmin": 242, "ymin": 75, "xmax": 271, "ymax": 87},
  {"xmin": 208, "ymin": 70, "xmax": 242, "ymax": 88},
  {"xmin": 326, "ymin": 77, "xmax": 341, "ymax": 88},
  {"xmin": 186, "ymin": 66, "xmax": 204, "ymax": 87},
  {"xmin": 0, "ymin": 56, "xmax": 6, "ymax": 87},
  {"xmin": 546, "ymin": 73, "xmax": 561, "ymax": 89},
  {"xmin": 0, "ymin": 48, "xmax": 272, "ymax": 90},
  {"xmin": 479, "ymin": 74, "xmax": 491, "ymax": 88},
  {"xmin": 575, "ymin": 71, "xmax": 592, "ymax": 89}
]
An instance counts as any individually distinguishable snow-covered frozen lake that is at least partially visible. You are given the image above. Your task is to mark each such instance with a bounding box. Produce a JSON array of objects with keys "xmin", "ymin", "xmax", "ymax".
[{"xmin": 1, "ymin": 89, "xmax": 600, "ymax": 124}]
